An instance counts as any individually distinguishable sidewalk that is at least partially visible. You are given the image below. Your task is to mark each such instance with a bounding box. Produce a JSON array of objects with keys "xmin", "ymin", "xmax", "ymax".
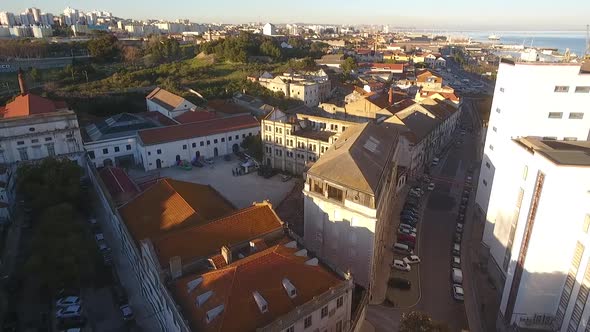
[{"xmin": 90, "ymin": 188, "xmax": 159, "ymax": 332}]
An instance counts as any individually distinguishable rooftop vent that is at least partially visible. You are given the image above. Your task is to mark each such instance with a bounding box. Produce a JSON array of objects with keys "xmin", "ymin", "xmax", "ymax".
[
  {"xmin": 285, "ymin": 241, "xmax": 298, "ymax": 249},
  {"xmin": 205, "ymin": 304, "xmax": 224, "ymax": 324},
  {"xmin": 294, "ymin": 249, "xmax": 308, "ymax": 257},
  {"xmin": 186, "ymin": 277, "xmax": 203, "ymax": 294},
  {"xmin": 282, "ymin": 278, "xmax": 297, "ymax": 299},
  {"xmin": 305, "ymin": 257, "xmax": 319, "ymax": 266},
  {"xmin": 196, "ymin": 290, "xmax": 213, "ymax": 307},
  {"xmin": 253, "ymin": 291, "xmax": 269, "ymax": 313}
]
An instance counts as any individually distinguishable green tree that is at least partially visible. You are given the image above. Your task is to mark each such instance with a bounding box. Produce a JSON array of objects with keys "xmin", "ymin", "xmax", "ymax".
[
  {"xmin": 87, "ymin": 34, "xmax": 120, "ymax": 62},
  {"xmin": 29, "ymin": 67, "xmax": 40, "ymax": 82},
  {"xmin": 240, "ymin": 134, "xmax": 263, "ymax": 161},
  {"xmin": 341, "ymin": 56, "xmax": 357, "ymax": 74},
  {"xmin": 25, "ymin": 203, "xmax": 96, "ymax": 291},
  {"xmin": 259, "ymin": 40, "xmax": 282, "ymax": 60}
]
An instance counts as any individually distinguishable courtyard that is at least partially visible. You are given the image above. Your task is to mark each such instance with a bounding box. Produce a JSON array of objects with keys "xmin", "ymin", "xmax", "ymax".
[{"xmin": 128, "ymin": 156, "xmax": 297, "ymax": 209}]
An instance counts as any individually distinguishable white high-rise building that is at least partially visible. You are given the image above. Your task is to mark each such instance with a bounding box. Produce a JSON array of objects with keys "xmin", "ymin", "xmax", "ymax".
[
  {"xmin": 0, "ymin": 12, "xmax": 16, "ymax": 26},
  {"xmin": 26, "ymin": 7, "xmax": 41, "ymax": 24},
  {"xmin": 476, "ymin": 60, "xmax": 590, "ymax": 214},
  {"xmin": 481, "ymin": 137, "xmax": 590, "ymax": 331}
]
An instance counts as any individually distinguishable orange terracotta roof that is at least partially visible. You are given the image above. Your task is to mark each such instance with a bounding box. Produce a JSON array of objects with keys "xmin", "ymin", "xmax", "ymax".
[
  {"xmin": 368, "ymin": 63, "xmax": 404, "ymax": 72},
  {"xmin": 146, "ymin": 87, "xmax": 189, "ymax": 112},
  {"xmin": 175, "ymin": 110, "xmax": 218, "ymax": 124},
  {"xmin": 0, "ymin": 93, "xmax": 67, "ymax": 119},
  {"xmin": 209, "ymin": 254, "xmax": 228, "ymax": 269},
  {"xmin": 152, "ymin": 202, "xmax": 283, "ymax": 266},
  {"xmin": 207, "ymin": 99, "xmax": 252, "ymax": 115},
  {"xmin": 137, "ymin": 114, "xmax": 259, "ymax": 145},
  {"xmin": 173, "ymin": 243, "xmax": 345, "ymax": 332},
  {"xmin": 118, "ymin": 178, "xmax": 236, "ymax": 244}
]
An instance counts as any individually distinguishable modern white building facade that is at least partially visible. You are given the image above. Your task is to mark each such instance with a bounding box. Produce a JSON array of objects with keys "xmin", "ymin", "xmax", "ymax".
[{"xmin": 476, "ymin": 61, "xmax": 590, "ymax": 215}]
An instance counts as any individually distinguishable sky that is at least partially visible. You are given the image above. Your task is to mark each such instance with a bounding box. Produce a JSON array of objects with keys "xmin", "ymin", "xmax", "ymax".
[{"xmin": 2, "ymin": 0, "xmax": 590, "ymax": 30}]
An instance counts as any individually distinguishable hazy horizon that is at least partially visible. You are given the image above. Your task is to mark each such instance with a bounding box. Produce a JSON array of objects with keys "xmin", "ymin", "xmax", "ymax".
[{"xmin": 2, "ymin": 0, "xmax": 589, "ymax": 30}]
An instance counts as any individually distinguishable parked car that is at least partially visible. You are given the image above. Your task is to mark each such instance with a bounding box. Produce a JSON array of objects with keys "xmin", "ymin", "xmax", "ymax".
[
  {"xmin": 403, "ymin": 255, "xmax": 421, "ymax": 265},
  {"xmin": 400, "ymin": 219, "xmax": 417, "ymax": 228},
  {"xmin": 398, "ymin": 224, "xmax": 417, "ymax": 233},
  {"xmin": 388, "ymin": 277, "xmax": 411, "ymax": 290},
  {"xmin": 452, "ymin": 243, "xmax": 461, "ymax": 256},
  {"xmin": 452, "ymin": 256, "xmax": 461, "ymax": 268},
  {"xmin": 400, "ymin": 212, "xmax": 418, "ymax": 220},
  {"xmin": 120, "ymin": 304, "xmax": 135, "ymax": 321},
  {"xmin": 397, "ymin": 228, "xmax": 416, "ymax": 237},
  {"xmin": 87, "ymin": 218, "xmax": 98, "ymax": 228},
  {"xmin": 399, "ymin": 240, "xmax": 415, "ymax": 250},
  {"xmin": 281, "ymin": 174, "xmax": 292, "ymax": 182},
  {"xmin": 57, "ymin": 315, "xmax": 87, "ymax": 330},
  {"xmin": 431, "ymin": 157, "xmax": 440, "ymax": 166},
  {"xmin": 397, "ymin": 234, "xmax": 416, "ymax": 244},
  {"xmin": 392, "ymin": 243, "xmax": 413, "ymax": 255},
  {"xmin": 456, "ymin": 223, "xmax": 464, "ymax": 233},
  {"xmin": 402, "ymin": 206, "xmax": 419, "ymax": 213},
  {"xmin": 392, "ymin": 259, "xmax": 411, "ymax": 272},
  {"xmin": 454, "ymin": 232, "xmax": 462, "ymax": 243},
  {"xmin": 457, "ymin": 214, "xmax": 465, "ymax": 223},
  {"xmin": 452, "ymin": 268, "xmax": 463, "ymax": 284},
  {"xmin": 56, "ymin": 305, "xmax": 82, "ymax": 319},
  {"xmin": 452, "ymin": 284, "xmax": 464, "ymax": 301},
  {"xmin": 56, "ymin": 296, "xmax": 81, "ymax": 308},
  {"xmin": 427, "ymin": 183, "xmax": 436, "ymax": 191}
]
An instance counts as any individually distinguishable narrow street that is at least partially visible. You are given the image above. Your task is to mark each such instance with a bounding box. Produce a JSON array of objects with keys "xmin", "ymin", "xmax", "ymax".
[{"xmin": 367, "ymin": 99, "xmax": 482, "ymax": 331}]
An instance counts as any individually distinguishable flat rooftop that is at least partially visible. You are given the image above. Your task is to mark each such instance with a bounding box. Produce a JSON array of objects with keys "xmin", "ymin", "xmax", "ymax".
[
  {"xmin": 515, "ymin": 137, "xmax": 590, "ymax": 167},
  {"xmin": 292, "ymin": 128, "xmax": 336, "ymax": 142}
]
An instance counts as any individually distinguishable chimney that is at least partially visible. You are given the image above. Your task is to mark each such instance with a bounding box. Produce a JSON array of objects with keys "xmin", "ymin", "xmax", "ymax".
[
  {"xmin": 221, "ymin": 245, "xmax": 232, "ymax": 264},
  {"xmin": 17, "ymin": 68, "xmax": 27, "ymax": 96},
  {"xmin": 388, "ymin": 86, "xmax": 394, "ymax": 105}
]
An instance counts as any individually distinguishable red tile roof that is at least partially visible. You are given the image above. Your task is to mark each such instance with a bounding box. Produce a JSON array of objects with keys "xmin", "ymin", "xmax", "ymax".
[
  {"xmin": 207, "ymin": 100, "xmax": 252, "ymax": 115},
  {"xmin": 118, "ymin": 178, "xmax": 236, "ymax": 244},
  {"xmin": 175, "ymin": 110, "xmax": 218, "ymax": 124},
  {"xmin": 369, "ymin": 63, "xmax": 404, "ymax": 72},
  {"xmin": 146, "ymin": 87, "xmax": 189, "ymax": 112},
  {"xmin": 138, "ymin": 114, "xmax": 259, "ymax": 146},
  {"xmin": 0, "ymin": 93, "xmax": 67, "ymax": 119},
  {"xmin": 173, "ymin": 242, "xmax": 345, "ymax": 332},
  {"xmin": 98, "ymin": 167, "xmax": 139, "ymax": 205},
  {"xmin": 152, "ymin": 202, "xmax": 283, "ymax": 267}
]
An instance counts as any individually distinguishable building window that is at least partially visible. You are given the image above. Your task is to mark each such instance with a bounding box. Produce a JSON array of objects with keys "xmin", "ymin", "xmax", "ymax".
[
  {"xmin": 31, "ymin": 139, "xmax": 39, "ymax": 143},
  {"xmin": 492, "ymin": 126, "xmax": 497, "ymax": 132},
  {"xmin": 327, "ymin": 185, "xmax": 343, "ymax": 202},
  {"xmin": 114, "ymin": 146, "xmax": 119, "ymax": 152},
  {"xmin": 191, "ymin": 143, "xmax": 196, "ymax": 148},
  {"xmin": 575, "ymin": 86, "xmax": 590, "ymax": 93},
  {"xmin": 569, "ymin": 112, "xmax": 584, "ymax": 120},
  {"xmin": 148, "ymin": 151, "xmax": 151, "ymax": 156},
  {"xmin": 214, "ymin": 139, "xmax": 218, "ymax": 144},
  {"xmin": 542, "ymin": 136, "xmax": 557, "ymax": 141},
  {"xmin": 46, "ymin": 143, "xmax": 55, "ymax": 157},
  {"xmin": 157, "ymin": 149, "xmax": 162, "ymax": 154},
  {"xmin": 337, "ymin": 296, "xmax": 343, "ymax": 308},
  {"xmin": 489, "ymin": 145, "xmax": 494, "ymax": 151},
  {"xmin": 548, "ymin": 112, "xmax": 563, "ymax": 119},
  {"xmin": 564, "ymin": 137, "xmax": 578, "ymax": 141},
  {"xmin": 522, "ymin": 166, "xmax": 528, "ymax": 180},
  {"xmin": 206, "ymin": 140, "xmax": 210, "ymax": 145},
  {"xmin": 554, "ymin": 86, "xmax": 569, "ymax": 93},
  {"xmin": 249, "ymin": 132, "xmax": 252, "ymax": 136},
  {"xmin": 500, "ymin": 87, "xmax": 505, "ymax": 92},
  {"xmin": 242, "ymin": 134, "xmax": 246, "ymax": 138},
  {"xmin": 221, "ymin": 137, "xmax": 225, "ymax": 142},
  {"xmin": 182, "ymin": 144, "xmax": 187, "ymax": 150},
  {"xmin": 17, "ymin": 148, "xmax": 28, "ymax": 161},
  {"xmin": 321, "ymin": 306, "xmax": 328, "ymax": 318},
  {"xmin": 88, "ymin": 151, "xmax": 95, "ymax": 159},
  {"xmin": 584, "ymin": 215, "xmax": 590, "ymax": 234},
  {"xmin": 486, "ymin": 162, "xmax": 490, "ymax": 169},
  {"xmin": 103, "ymin": 148, "xmax": 108, "ymax": 155},
  {"xmin": 29, "ymin": 127, "xmax": 35, "ymax": 132},
  {"xmin": 235, "ymin": 135, "xmax": 239, "ymax": 140},
  {"xmin": 126, "ymin": 144, "xmax": 131, "ymax": 150},
  {"xmin": 496, "ymin": 108, "xmax": 501, "ymax": 114},
  {"xmin": 483, "ymin": 179, "xmax": 488, "ymax": 186},
  {"xmin": 555, "ymin": 242, "xmax": 585, "ymax": 328},
  {"xmin": 336, "ymin": 320, "xmax": 343, "ymax": 332},
  {"xmin": 228, "ymin": 136, "xmax": 232, "ymax": 141},
  {"xmin": 17, "ymin": 141, "xmax": 24, "ymax": 145},
  {"xmin": 45, "ymin": 137, "xmax": 52, "ymax": 142},
  {"xmin": 304, "ymin": 315, "xmax": 312, "ymax": 329},
  {"xmin": 285, "ymin": 326, "xmax": 294, "ymax": 332}
]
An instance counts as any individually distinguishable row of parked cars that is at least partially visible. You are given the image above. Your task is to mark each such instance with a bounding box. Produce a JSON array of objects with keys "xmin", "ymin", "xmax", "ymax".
[{"xmin": 449, "ymin": 172, "xmax": 474, "ymax": 302}]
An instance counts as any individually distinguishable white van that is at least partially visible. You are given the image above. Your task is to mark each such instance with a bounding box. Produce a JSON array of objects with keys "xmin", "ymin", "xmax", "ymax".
[
  {"xmin": 452, "ymin": 268, "xmax": 463, "ymax": 284},
  {"xmin": 393, "ymin": 243, "xmax": 412, "ymax": 254}
]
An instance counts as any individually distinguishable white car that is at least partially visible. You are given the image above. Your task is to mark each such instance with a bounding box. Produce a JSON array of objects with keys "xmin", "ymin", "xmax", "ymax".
[
  {"xmin": 397, "ymin": 228, "xmax": 417, "ymax": 237},
  {"xmin": 427, "ymin": 183, "xmax": 435, "ymax": 191},
  {"xmin": 431, "ymin": 158, "xmax": 440, "ymax": 166},
  {"xmin": 399, "ymin": 224, "xmax": 417, "ymax": 233},
  {"xmin": 452, "ymin": 255, "xmax": 461, "ymax": 268},
  {"xmin": 456, "ymin": 223, "xmax": 464, "ymax": 233},
  {"xmin": 56, "ymin": 305, "xmax": 82, "ymax": 319},
  {"xmin": 452, "ymin": 284, "xmax": 464, "ymax": 301},
  {"xmin": 56, "ymin": 296, "xmax": 81, "ymax": 308},
  {"xmin": 403, "ymin": 255, "xmax": 421, "ymax": 265},
  {"xmin": 392, "ymin": 259, "xmax": 411, "ymax": 272}
]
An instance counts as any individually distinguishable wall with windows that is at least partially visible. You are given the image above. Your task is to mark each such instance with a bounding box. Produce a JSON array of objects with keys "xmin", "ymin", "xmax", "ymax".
[
  {"xmin": 138, "ymin": 126, "xmax": 259, "ymax": 171},
  {"xmin": 482, "ymin": 139, "xmax": 590, "ymax": 330},
  {"xmin": 476, "ymin": 61, "xmax": 590, "ymax": 214},
  {"xmin": 84, "ymin": 136, "xmax": 139, "ymax": 168},
  {"xmin": 0, "ymin": 111, "xmax": 83, "ymax": 164}
]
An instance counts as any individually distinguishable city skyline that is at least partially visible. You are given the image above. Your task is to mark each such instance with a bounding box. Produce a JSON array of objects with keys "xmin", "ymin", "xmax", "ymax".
[{"xmin": 1, "ymin": 0, "xmax": 589, "ymax": 29}]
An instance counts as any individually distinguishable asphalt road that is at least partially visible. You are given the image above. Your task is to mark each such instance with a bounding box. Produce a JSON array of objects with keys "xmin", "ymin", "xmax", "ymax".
[{"xmin": 412, "ymin": 104, "xmax": 480, "ymax": 331}]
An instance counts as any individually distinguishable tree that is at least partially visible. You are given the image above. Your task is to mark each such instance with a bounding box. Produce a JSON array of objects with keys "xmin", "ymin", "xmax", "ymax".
[
  {"xmin": 399, "ymin": 311, "xmax": 434, "ymax": 332},
  {"xmin": 29, "ymin": 67, "xmax": 40, "ymax": 83},
  {"xmin": 341, "ymin": 56, "xmax": 357, "ymax": 74},
  {"xmin": 122, "ymin": 46, "xmax": 142, "ymax": 67},
  {"xmin": 259, "ymin": 40, "xmax": 281, "ymax": 60},
  {"xmin": 87, "ymin": 34, "xmax": 120, "ymax": 62},
  {"xmin": 25, "ymin": 203, "xmax": 96, "ymax": 291},
  {"xmin": 240, "ymin": 134, "xmax": 263, "ymax": 161}
]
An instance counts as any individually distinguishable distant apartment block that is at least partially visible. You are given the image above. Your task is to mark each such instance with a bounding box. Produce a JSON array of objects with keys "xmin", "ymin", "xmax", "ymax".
[{"xmin": 255, "ymin": 70, "xmax": 332, "ymax": 107}]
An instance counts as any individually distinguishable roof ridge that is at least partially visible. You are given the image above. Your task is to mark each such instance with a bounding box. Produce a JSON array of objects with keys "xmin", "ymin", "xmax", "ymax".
[{"xmin": 165, "ymin": 179, "xmax": 198, "ymax": 218}]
